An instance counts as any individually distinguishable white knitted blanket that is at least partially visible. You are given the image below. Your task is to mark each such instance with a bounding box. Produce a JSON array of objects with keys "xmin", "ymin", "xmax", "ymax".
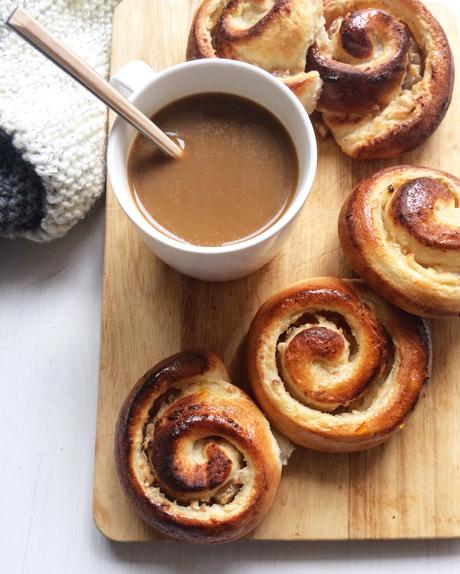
[{"xmin": 0, "ymin": 0, "xmax": 120, "ymax": 241}]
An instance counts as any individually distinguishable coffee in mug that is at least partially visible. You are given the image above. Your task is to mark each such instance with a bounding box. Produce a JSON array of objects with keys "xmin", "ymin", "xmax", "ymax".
[{"xmin": 127, "ymin": 93, "xmax": 299, "ymax": 247}]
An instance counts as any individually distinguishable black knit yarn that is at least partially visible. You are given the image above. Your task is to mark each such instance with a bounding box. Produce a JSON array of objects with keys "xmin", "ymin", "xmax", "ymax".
[{"xmin": 0, "ymin": 127, "xmax": 45, "ymax": 235}]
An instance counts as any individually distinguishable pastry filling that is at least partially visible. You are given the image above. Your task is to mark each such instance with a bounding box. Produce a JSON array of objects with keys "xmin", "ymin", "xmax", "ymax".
[
  {"xmin": 275, "ymin": 308, "xmax": 393, "ymax": 415},
  {"xmin": 137, "ymin": 386, "xmax": 249, "ymax": 510},
  {"xmin": 307, "ymin": 8, "xmax": 424, "ymax": 121},
  {"xmin": 382, "ymin": 177, "xmax": 460, "ymax": 275}
]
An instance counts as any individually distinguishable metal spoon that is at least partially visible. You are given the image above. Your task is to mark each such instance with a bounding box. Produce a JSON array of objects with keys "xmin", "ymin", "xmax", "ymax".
[{"xmin": 6, "ymin": 7, "xmax": 183, "ymax": 159}]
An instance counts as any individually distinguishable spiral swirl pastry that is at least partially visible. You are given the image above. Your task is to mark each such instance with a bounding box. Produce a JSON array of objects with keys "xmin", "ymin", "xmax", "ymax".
[
  {"xmin": 186, "ymin": 0, "xmax": 325, "ymax": 113},
  {"xmin": 115, "ymin": 351, "xmax": 282, "ymax": 543},
  {"xmin": 247, "ymin": 278, "xmax": 431, "ymax": 452},
  {"xmin": 306, "ymin": 0, "xmax": 454, "ymax": 158},
  {"xmin": 339, "ymin": 165, "xmax": 460, "ymax": 317}
]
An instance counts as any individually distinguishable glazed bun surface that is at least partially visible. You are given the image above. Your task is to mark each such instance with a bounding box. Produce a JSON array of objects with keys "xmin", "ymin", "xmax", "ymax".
[
  {"xmin": 247, "ymin": 278, "xmax": 431, "ymax": 452},
  {"xmin": 307, "ymin": 0, "xmax": 454, "ymax": 158},
  {"xmin": 187, "ymin": 0, "xmax": 325, "ymax": 113},
  {"xmin": 339, "ymin": 165, "xmax": 460, "ymax": 317},
  {"xmin": 115, "ymin": 351, "xmax": 282, "ymax": 543}
]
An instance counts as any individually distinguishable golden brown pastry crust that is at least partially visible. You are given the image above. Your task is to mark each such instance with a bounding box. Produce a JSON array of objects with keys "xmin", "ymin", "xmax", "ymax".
[
  {"xmin": 339, "ymin": 165, "xmax": 460, "ymax": 317},
  {"xmin": 247, "ymin": 278, "xmax": 431, "ymax": 452},
  {"xmin": 306, "ymin": 0, "xmax": 454, "ymax": 158},
  {"xmin": 115, "ymin": 351, "xmax": 282, "ymax": 543},
  {"xmin": 186, "ymin": 0, "xmax": 324, "ymax": 113}
]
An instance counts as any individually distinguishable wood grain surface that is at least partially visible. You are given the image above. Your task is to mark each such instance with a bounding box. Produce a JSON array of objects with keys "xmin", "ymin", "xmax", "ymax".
[{"xmin": 93, "ymin": 0, "xmax": 460, "ymax": 542}]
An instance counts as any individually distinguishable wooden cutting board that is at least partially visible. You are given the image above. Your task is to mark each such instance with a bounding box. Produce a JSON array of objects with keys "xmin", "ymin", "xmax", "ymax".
[{"xmin": 93, "ymin": 0, "xmax": 460, "ymax": 541}]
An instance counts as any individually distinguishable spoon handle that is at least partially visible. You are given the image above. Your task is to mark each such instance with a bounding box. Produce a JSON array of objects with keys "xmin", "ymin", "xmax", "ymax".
[{"xmin": 6, "ymin": 7, "xmax": 182, "ymax": 159}]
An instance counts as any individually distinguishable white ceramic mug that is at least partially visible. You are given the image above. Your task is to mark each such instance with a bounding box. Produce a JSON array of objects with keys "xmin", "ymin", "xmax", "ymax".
[{"xmin": 107, "ymin": 59, "xmax": 317, "ymax": 281}]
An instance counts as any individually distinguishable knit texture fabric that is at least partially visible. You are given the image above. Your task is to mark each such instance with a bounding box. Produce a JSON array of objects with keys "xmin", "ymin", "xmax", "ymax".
[{"xmin": 0, "ymin": 0, "xmax": 120, "ymax": 241}]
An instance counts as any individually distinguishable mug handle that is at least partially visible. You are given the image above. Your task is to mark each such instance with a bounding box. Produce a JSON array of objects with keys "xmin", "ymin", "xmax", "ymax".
[{"xmin": 110, "ymin": 60, "xmax": 157, "ymax": 98}]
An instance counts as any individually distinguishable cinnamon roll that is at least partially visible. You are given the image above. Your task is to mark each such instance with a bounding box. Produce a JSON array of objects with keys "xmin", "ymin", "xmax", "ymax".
[
  {"xmin": 186, "ymin": 0, "xmax": 325, "ymax": 113},
  {"xmin": 306, "ymin": 0, "xmax": 454, "ymax": 158},
  {"xmin": 339, "ymin": 165, "xmax": 460, "ymax": 317},
  {"xmin": 115, "ymin": 351, "xmax": 282, "ymax": 543},
  {"xmin": 247, "ymin": 278, "xmax": 431, "ymax": 452}
]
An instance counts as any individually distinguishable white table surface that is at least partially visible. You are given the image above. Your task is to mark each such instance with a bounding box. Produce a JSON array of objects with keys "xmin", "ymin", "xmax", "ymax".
[{"xmin": 1, "ymin": 2, "xmax": 459, "ymax": 571}]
